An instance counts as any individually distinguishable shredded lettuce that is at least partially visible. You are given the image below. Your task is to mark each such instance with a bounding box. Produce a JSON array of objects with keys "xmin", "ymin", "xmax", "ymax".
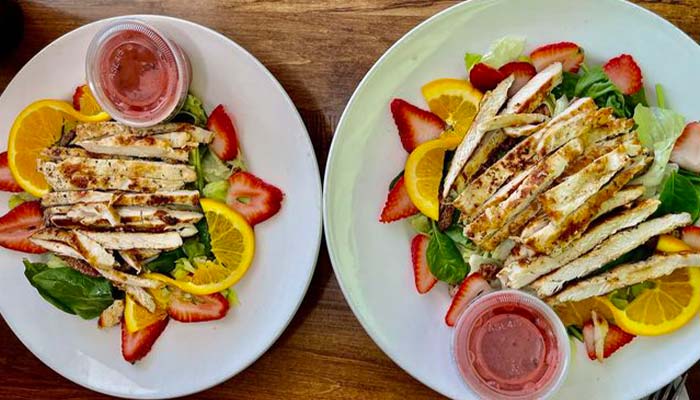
[
  {"xmin": 203, "ymin": 180, "xmax": 229, "ymax": 202},
  {"xmin": 220, "ymin": 288, "xmax": 240, "ymax": 306},
  {"xmin": 175, "ymin": 94, "xmax": 208, "ymax": 128},
  {"xmin": 8, "ymin": 192, "xmax": 34, "ymax": 209},
  {"xmin": 202, "ymin": 150, "xmax": 232, "ymax": 183},
  {"xmin": 465, "ymin": 36, "xmax": 525, "ymax": 72},
  {"xmin": 632, "ymin": 104, "xmax": 686, "ymax": 191}
]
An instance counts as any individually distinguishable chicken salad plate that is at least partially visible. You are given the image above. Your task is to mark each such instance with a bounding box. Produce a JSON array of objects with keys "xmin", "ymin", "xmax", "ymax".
[
  {"xmin": 324, "ymin": 0, "xmax": 700, "ymax": 399},
  {"xmin": 0, "ymin": 15, "xmax": 321, "ymax": 399}
]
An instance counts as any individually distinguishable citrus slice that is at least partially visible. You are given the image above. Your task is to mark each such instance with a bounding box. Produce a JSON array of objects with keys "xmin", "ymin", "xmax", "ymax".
[
  {"xmin": 421, "ymin": 78, "xmax": 482, "ymax": 137},
  {"xmin": 553, "ymin": 296, "xmax": 615, "ymax": 327},
  {"xmin": 144, "ymin": 198, "xmax": 255, "ymax": 295},
  {"xmin": 656, "ymin": 234, "xmax": 692, "ymax": 253},
  {"xmin": 404, "ymin": 136, "xmax": 462, "ymax": 220},
  {"xmin": 610, "ymin": 268, "xmax": 700, "ymax": 336},
  {"xmin": 8, "ymin": 99, "xmax": 111, "ymax": 196},
  {"xmin": 124, "ymin": 294, "xmax": 167, "ymax": 333},
  {"xmin": 73, "ymin": 84, "xmax": 104, "ymax": 116}
]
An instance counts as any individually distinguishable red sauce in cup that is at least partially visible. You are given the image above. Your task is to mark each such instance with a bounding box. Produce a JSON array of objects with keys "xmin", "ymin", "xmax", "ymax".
[
  {"xmin": 453, "ymin": 290, "xmax": 569, "ymax": 400},
  {"xmin": 87, "ymin": 19, "xmax": 190, "ymax": 127}
]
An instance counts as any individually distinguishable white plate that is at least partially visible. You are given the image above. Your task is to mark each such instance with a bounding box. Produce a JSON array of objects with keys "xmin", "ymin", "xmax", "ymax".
[
  {"xmin": 0, "ymin": 15, "xmax": 322, "ymax": 399},
  {"xmin": 324, "ymin": 0, "xmax": 700, "ymax": 399}
]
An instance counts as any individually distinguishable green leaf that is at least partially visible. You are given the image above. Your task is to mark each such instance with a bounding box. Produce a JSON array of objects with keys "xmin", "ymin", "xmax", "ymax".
[
  {"xmin": 196, "ymin": 219, "xmax": 212, "ymax": 256},
  {"xmin": 46, "ymin": 254, "xmax": 69, "ymax": 269},
  {"xmin": 203, "ymin": 180, "xmax": 229, "ymax": 202},
  {"xmin": 464, "ymin": 53, "xmax": 482, "ymax": 72},
  {"xmin": 574, "ymin": 66, "xmax": 630, "ymax": 118},
  {"xmin": 174, "ymin": 93, "xmax": 208, "ymax": 127},
  {"xmin": 655, "ymin": 83, "xmax": 666, "ymax": 109},
  {"xmin": 144, "ymin": 248, "xmax": 186, "ymax": 274},
  {"xmin": 479, "ymin": 36, "xmax": 526, "ymax": 69},
  {"xmin": 202, "ymin": 151, "xmax": 232, "ymax": 183},
  {"xmin": 25, "ymin": 260, "xmax": 114, "ymax": 319},
  {"xmin": 183, "ymin": 237, "xmax": 208, "ymax": 259},
  {"xmin": 444, "ymin": 225, "xmax": 470, "ymax": 246},
  {"xmin": 409, "ymin": 214, "xmax": 431, "ymax": 235},
  {"xmin": 633, "ymin": 105, "xmax": 686, "ymax": 191},
  {"xmin": 566, "ymin": 325, "xmax": 584, "ymax": 342},
  {"xmin": 657, "ymin": 171, "xmax": 700, "ymax": 221},
  {"xmin": 600, "ymin": 245, "xmax": 655, "ymax": 273},
  {"xmin": 189, "ymin": 145, "xmax": 206, "ymax": 192},
  {"xmin": 8, "ymin": 192, "xmax": 35, "ymax": 209},
  {"xmin": 389, "ymin": 171, "xmax": 404, "ymax": 190},
  {"xmin": 552, "ymin": 71, "xmax": 579, "ymax": 99},
  {"xmin": 426, "ymin": 223, "xmax": 469, "ymax": 284},
  {"xmin": 24, "ymin": 260, "xmax": 75, "ymax": 315}
]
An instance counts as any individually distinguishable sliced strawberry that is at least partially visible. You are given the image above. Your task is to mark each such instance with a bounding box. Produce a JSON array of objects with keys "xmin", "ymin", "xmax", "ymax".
[
  {"xmin": 226, "ymin": 171, "xmax": 283, "ymax": 226},
  {"xmin": 498, "ymin": 61, "xmax": 537, "ymax": 97},
  {"xmin": 411, "ymin": 234, "xmax": 437, "ymax": 294},
  {"xmin": 603, "ymin": 54, "xmax": 643, "ymax": 95},
  {"xmin": 582, "ymin": 320, "xmax": 596, "ymax": 360},
  {"xmin": 167, "ymin": 289, "xmax": 230, "ymax": 322},
  {"xmin": 0, "ymin": 201, "xmax": 45, "ymax": 254},
  {"xmin": 207, "ymin": 104, "xmax": 240, "ymax": 161},
  {"xmin": 681, "ymin": 226, "xmax": 700, "ymax": 250},
  {"xmin": 0, "ymin": 151, "xmax": 22, "ymax": 192},
  {"xmin": 379, "ymin": 175, "xmax": 418, "ymax": 223},
  {"xmin": 445, "ymin": 273, "xmax": 491, "ymax": 326},
  {"xmin": 671, "ymin": 122, "xmax": 700, "ymax": 173},
  {"xmin": 121, "ymin": 317, "xmax": 169, "ymax": 363},
  {"xmin": 591, "ymin": 310, "xmax": 609, "ymax": 361},
  {"xmin": 72, "ymin": 84, "xmax": 86, "ymax": 111},
  {"xmin": 603, "ymin": 324, "xmax": 635, "ymax": 358},
  {"xmin": 390, "ymin": 99, "xmax": 445, "ymax": 152},
  {"xmin": 530, "ymin": 42, "xmax": 585, "ymax": 73},
  {"xmin": 469, "ymin": 62, "xmax": 506, "ymax": 93}
]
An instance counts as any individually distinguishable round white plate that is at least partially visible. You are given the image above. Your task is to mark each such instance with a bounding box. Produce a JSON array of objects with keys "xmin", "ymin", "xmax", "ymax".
[
  {"xmin": 0, "ymin": 15, "xmax": 322, "ymax": 399},
  {"xmin": 324, "ymin": 0, "xmax": 700, "ymax": 399}
]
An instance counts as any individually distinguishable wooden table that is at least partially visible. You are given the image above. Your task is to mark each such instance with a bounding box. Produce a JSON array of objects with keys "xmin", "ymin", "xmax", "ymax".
[{"xmin": 1, "ymin": 1, "xmax": 699, "ymax": 398}]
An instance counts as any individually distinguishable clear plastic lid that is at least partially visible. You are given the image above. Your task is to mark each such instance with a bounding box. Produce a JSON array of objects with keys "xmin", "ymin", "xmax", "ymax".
[
  {"xmin": 85, "ymin": 18, "xmax": 191, "ymax": 127},
  {"xmin": 452, "ymin": 290, "xmax": 571, "ymax": 400}
]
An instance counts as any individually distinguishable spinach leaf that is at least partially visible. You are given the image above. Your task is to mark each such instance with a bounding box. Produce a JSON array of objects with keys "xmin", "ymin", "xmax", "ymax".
[
  {"xmin": 24, "ymin": 260, "xmax": 114, "ymax": 319},
  {"xmin": 657, "ymin": 171, "xmax": 700, "ymax": 221},
  {"xmin": 566, "ymin": 325, "xmax": 584, "ymax": 342},
  {"xmin": 552, "ymin": 71, "xmax": 579, "ymax": 99},
  {"xmin": 574, "ymin": 67, "xmax": 629, "ymax": 117},
  {"xmin": 600, "ymin": 244, "xmax": 655, "ymax": 273},
  {"xmin": 174, "ymin": 94, "xmax": 208, "ymax": 127},
  {"xmin": 426, "ymin": 223, "xmax": 469, "ymax": 284},
  {"xmin": 145, "ymin": 248, "xmax": 186, "ymax": 273},
  {"xmin": 196, "ymin": 219, "xmax": 212, "ymax": 257}
]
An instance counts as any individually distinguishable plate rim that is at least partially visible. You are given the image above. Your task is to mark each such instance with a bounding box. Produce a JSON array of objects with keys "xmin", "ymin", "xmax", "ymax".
[
  {"xmin": 323, "ymin": 0, "xmax": 700, "ymax": 398},
  {"xmin": 0, "ymin": 14, "xmax": 323, "ymax": 399}
]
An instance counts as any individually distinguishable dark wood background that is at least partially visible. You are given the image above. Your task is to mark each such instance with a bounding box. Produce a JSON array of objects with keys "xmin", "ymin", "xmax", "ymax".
[{"xmin": 1, "ymin": 1, "xmax": 699, "ymax": 399}]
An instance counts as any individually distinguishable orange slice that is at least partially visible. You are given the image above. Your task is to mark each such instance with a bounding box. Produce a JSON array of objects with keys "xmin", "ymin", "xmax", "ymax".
[
  {"xmin": 553, "ymin": 296, "xmax": 615, "ymax": 327},
  {"xmin": 421, "ymin": 78, "xmax": 482, "ymax": 137},
  {"xmin": 124, "ymin": 294, "xmax": 167, "ymax": 333}
]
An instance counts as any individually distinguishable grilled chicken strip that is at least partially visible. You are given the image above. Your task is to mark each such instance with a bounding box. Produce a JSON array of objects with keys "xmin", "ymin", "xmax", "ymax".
[
  {"xmin": 498, "ymin": 198, "xmax": 659, "ymax": 289},
  {"xmin": 125, "ymin": 285, "xmax": 158, "ymax": 312},
  {"xmin": 482, "ymin": 113, "xmax": 549, "ymax": 132},
  {"xmin": 119, "ymin": 249, "xmax": 161, "ymax": 273},
  {"xmin": 540, "ymin": 142, "xmax": 640, "ymax": 223},
  {"xmin": 41, "ymin": 162, "xmax": 189, "ymax": 192},
  {"xmin": 531, "ymin": 212, "xmax": 692, "ymax": 297},
  {"xmin": 481, "ymin": 201, "xmax": 540, "ymax": 252},
  {"xmin": 98, "ymin": 268, "xmax": 163, "ymax": 289},
  {"xmin": 453, "ymin": 129, "xmax": 512, "ymax": 194},
  {"xmin": 548, "ymin": 253, "xmax": 700, "ymax": 305},
  {"xmin": 505, "ymin": 62, "xmax": 563, "ymax": 114},
  {"xmin": 41, "ymin": 190, "xmax": 200, "ymax": 208},
  {"xmin": 76, "ymin": 134, "xmax": 192, "ymax": 162},
  {"xmin": 465, "ymin": 139, "xmax": 583, "ymax": 244},
  {"xmin": 30, "ymin": 228, "xmax": 115, "ymax": 269},
  {"xmin": 98, "ymin": 299, "xmax": 125, "ymax": 329},
  {"xmin": 442, "ymin": 75, "xmax": 514, "ymax": 198},
  {"xmin": 47, "ymin": 157, "xmax": 196, "ymax": 181},
  {"xmin": 562, "ymin": 132, "xmax": 636, "ymax": 178},
  {"xmin": 522, "ymin": 156, "xmax": 650, "ymax": 254},
  {"xmin": 503, "ymin": 123, "xmax": 546, "ymax": 138},
  {"xmin": 80, "ymin": 231, "xmax": 183, "ymax": 250},
  {"xmin": 74, "ymin": 122, "xmax": 214, "ymax": 143}
]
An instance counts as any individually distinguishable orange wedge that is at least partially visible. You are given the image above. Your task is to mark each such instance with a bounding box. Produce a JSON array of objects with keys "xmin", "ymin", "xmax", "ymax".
[{"xmin": 421, "ymin": 78, "xmax": 482, "ymax": 137}]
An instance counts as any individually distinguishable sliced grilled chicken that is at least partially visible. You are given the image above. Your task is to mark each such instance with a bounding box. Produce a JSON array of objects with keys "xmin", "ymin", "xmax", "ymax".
[
  {"xmin": 46, "ymin": 157, "xmax": 196, "ymax": 181},
  {"xmin": 45, "ymin": 203, "xmax": 120, "ymax": 227},
  {"xmin": 42, "ymin": 190, "xmax": 200, "ymax": 208},
  {"xmin": 80, "ymin": 231, "xmax": 183, "ymax": 250},
  {"xmin": 30, "ymin": 228, "xmax": 115, "ymax": 269},
  {"xmin": 505, "ymin": 62, "xmax": 563, "ymax": 114},
  {"xmin": 74, "ymin": 122, "xmax": 214, "ymax": 143},
  {"xmin": 98, "ymin": 299, "xmax": 125, "ymax": 329},
  {"xmin": 461, "ymin": 165, "xmax": 536, "ymax": 225},
  {"xmin": 47, "ymin": 206, "xmax": 203, "ymax": 234},
  {"xmin": 535, "ymin": 109, "xmax": 594, "ymax": 157},
  {"xmin": 522, "ymin": 156, "xmax": 650, "ymax": 254},
  {"xmin": 481, "ymin": 201, "xmax": 540, "ymax": 251},
  {"xmin": 466, "ymin": 139, "xmax": 583, "ymax": 244},
  {"xmin": 76, "ymin": 134, "xmax": 191, "ymax": 162},
  {"xmin": 594, "ymin": 185, "xmax": 645, "ymax": 218},
  {"xmin": 541, "ymin": 143, "xmax": 638, "ymax": 223},
  {"xmin": 442, "ymin": 75, "xmax": 514, "ymax": 198},
  {"xmin": 41, "ymin": 162, "xmax": 189, "ymax": 192},
  {"xmin": 531, "ymin": 212, "xmax": 692, "ymax": 297},
  {"xmin": 119, "ymin": 249, "xmax": 161, "ymax": 273},
  {"xmin": 503, "ymin": 123, "xmax": 546, "ymax": 138},
  {"xmin": 499, "ymin": 198, "xmax": 659, "ymax": 289},
  {"xmin": 562, "ymin": 132, "xmax": 636, "ymax": 178},
  {"xmin": 548, "ymin": 253, "xmax": 700, "ymax": 305},
  {"xmin": 98, "ymin": 267, "xmax": 163, "ymax": 288},
  {"xmin": 452, "ymin": 130, "xmax": 511, "ymax": 194},
  {"xmin": 482, "ymin": 113, "xmax": 549, "ymax": 132},
  {"xmin": 41, "ymin": 190, "xmax": 116, "ymax": 207},
  {"xmin": 125, "ymin": 285, "xmax": 158, "ymax": 313}
]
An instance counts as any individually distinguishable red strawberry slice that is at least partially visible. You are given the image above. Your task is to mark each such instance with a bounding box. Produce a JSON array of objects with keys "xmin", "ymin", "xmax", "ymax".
[
  {"xmin": 121, "ymin": 317, "xmax": 169, "ymax": 363},
  {"xmin": 530, "ymin": 42, "xmax": 585, "ymax": 73},
  {"xmin": 167, "ymin": 289, "xmax": 230, "ymax": 322},
  {"xmin": 0, "ymin": 201, "xmax": 45, "ymax": 254},
  {"xmin": 411, "ymin": 234, "xmax": 437, "ymax": 294},
  {"xmin": 0, "ymin": 151, "xmax": 22, "ymax": 192},
  {"xmin": 72, "ymin": 84, "xmax": 86, "ymax": 111},
  {"xmin": 582, "ymin": 320, "xmax": 596, "ymax": 360},
  {"xmin": 671, "ymin": 122, "xmax": 700, "ymax": 173},
  {"xmin": 379, "ymin": 175, "xmax": 418, "ymax": 223},
  {"xmin": 603, "ymin": 54, "xmax": 643, "ymax": 95},
  {"xmin": 499, "ymin": 61, "xmax": 537, "ymax": 97},
  {"xmin": 469, "ymin": 62, "xmax": 506, "ymax": 93},
  {"xmin": 603, "ymin": 324, "xmax": 635, "ymax": 358},
  {"xmin": 445, "ymin": 273, "xmax": 491, "ymax": 327},
  {"xmin": 681, "ymin": 226, "xmax": 700, "ymax": 250},
  {"xmin": 226, "ymin": 171, "xmax": 284, "ymax": 226},
  {"xmin": 207, "ymin": 104, "xmax": 240, "ymax": 161},
  {"xmin": 390, "ymin": 99, "xmax": 445, "ymax": 152}
]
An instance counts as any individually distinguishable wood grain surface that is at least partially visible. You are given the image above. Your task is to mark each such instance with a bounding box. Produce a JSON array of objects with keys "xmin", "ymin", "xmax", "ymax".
[{"xmin": 1, "ymin": 1, "xmax": 699, "ymax": 399}]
